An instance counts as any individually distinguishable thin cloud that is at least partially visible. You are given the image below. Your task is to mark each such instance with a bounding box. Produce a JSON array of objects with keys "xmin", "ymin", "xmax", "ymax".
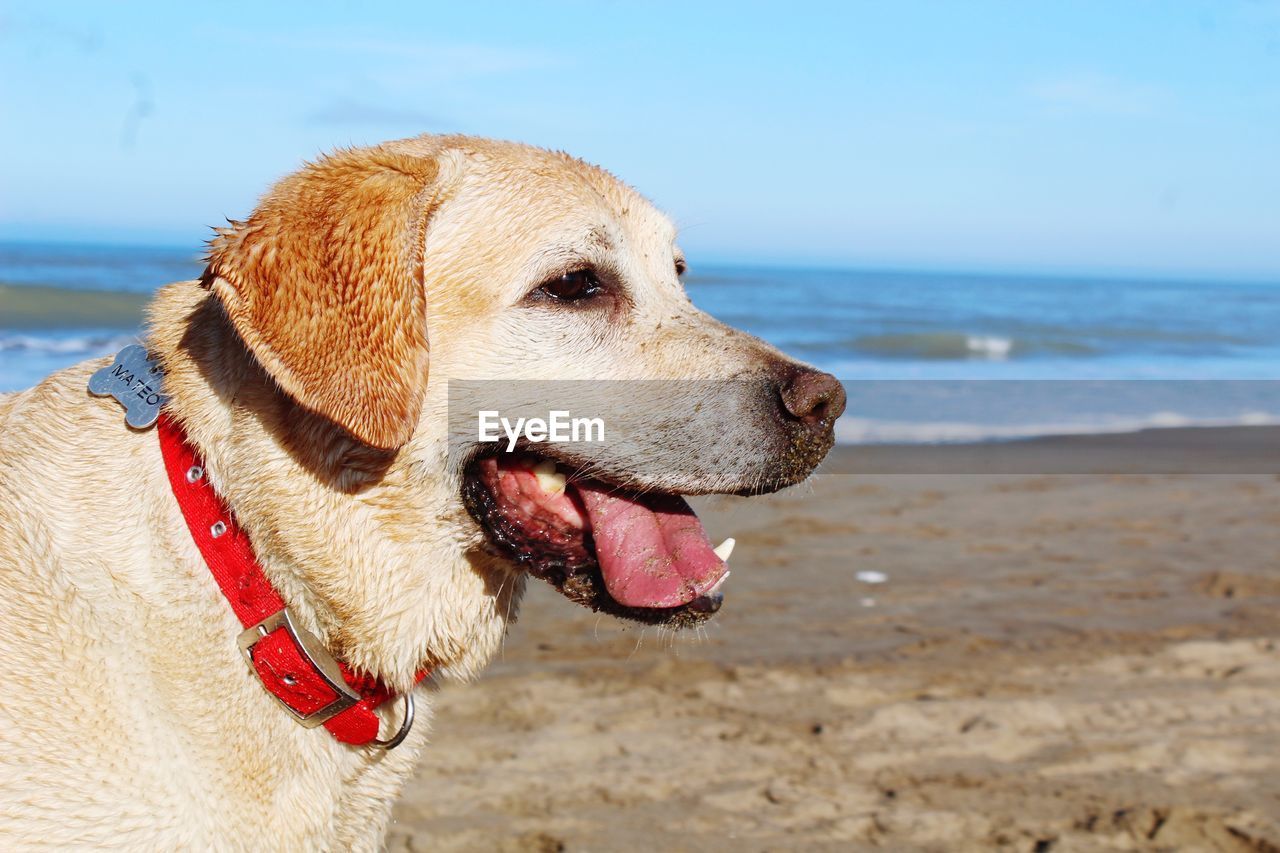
[
  {"xmin": 1027, "ymin": 72, "xmax": 1170, "ymax": 116},
  {"xmin": 120, "ymin": 73, "xmax": 154, "ymax": 149},
  {"xmin": 212, "ymin": 28, "xmax": 567, "ymax": 82},
  {"xmin": 0, "ymin": 12, "xmax": 102, "ymax": 53},
  {"xmin": 303, "ymin": 97, "xmax": 447, "ymax": 128},
  {"xmin": 337, "ymin": 39, "xmax": 561, "ymax": 76}
]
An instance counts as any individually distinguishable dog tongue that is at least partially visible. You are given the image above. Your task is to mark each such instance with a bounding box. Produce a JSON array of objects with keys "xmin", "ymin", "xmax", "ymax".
[{"xmin": 573, "ymin": 482, "xmax": 727, "ymax": 609}]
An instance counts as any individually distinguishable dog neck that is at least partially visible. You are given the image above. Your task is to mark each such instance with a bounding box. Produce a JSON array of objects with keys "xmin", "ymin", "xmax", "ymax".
[{"xmin": 146, "ymin": 282, "xmax": 522, "ymax": 690}]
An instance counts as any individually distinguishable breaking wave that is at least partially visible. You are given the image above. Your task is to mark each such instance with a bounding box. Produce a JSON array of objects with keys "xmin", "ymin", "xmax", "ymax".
[
  {"xmin": 848, "ymin": 332, "xmax": 1095, "ymax": 361},
  {"xmin": 836, "ymin": 411, "xmax": 1280, "ymax": 444},
  {"xmin": 0, "ymin": 332, "xmax": 137, "ymax": 356}
]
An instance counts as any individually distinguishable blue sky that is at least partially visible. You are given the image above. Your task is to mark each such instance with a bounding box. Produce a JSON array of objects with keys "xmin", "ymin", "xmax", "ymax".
[{"xmin": 1, "ymin": 1, "xmax": 1277, "ymax": 278}]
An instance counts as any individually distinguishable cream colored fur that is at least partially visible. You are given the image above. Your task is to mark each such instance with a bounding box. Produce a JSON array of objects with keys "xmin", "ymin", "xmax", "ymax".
[{"xmin": 0, "ymin": 135, "xmax": 818, "ymax": 849}]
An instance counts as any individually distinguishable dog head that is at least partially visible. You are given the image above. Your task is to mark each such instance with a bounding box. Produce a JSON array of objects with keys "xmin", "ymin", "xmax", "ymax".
[{"xmin": 196, "ymin": 135, "xmax": 844, "ymax": 673}]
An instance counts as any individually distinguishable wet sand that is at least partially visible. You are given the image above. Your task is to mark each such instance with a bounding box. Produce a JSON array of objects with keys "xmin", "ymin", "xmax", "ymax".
[{"xmin": 390, "ymin": 428, "xmax": 1280, "ymax": 852}]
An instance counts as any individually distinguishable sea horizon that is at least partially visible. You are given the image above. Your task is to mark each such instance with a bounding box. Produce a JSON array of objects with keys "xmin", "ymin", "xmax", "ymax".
[{"xmin": 2, "ymin": 234, "xmax": 1278, "ymax": 288}]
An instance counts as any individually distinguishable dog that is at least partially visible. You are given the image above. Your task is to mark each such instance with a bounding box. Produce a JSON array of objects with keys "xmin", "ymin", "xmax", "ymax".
[{"xmin": 0, "ymin": 135, "xmax": 844, "ymax": 849}]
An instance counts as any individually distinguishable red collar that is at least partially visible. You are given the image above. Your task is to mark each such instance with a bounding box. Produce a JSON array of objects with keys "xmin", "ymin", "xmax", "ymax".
[{"xmin": 157, "ymin": 413, "xmax": 423, "ymax": 748}]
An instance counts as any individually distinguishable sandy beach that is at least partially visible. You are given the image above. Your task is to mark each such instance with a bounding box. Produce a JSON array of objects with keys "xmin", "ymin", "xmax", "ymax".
[{"xmin": 388, "ymin": 427, "xmax": 1280, "ymax": 852}]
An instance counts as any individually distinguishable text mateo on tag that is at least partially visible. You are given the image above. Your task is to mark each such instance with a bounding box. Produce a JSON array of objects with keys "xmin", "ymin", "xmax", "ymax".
[{"xmin": 87, "ymin": 344, "xmax": 170, "ymax": 430}]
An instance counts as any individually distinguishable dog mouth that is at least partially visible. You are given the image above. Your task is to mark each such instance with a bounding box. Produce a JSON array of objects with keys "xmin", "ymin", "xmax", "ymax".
[{"xmin": 462, "ymin": 454, "xmax": 734, "ymax": 628}]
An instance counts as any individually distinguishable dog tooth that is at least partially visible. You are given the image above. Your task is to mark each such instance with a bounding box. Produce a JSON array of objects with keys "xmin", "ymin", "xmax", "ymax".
[
  {"xmin": 531, "ymin": 459, "xmax": 566, "ymax": 496},
  {"xmin": 707, "ymin": 571, "xmax": 731, "ymax": 595},
  {"xmin": 713, "ymin": 537, "xmax": 736, "ymax": 562}
]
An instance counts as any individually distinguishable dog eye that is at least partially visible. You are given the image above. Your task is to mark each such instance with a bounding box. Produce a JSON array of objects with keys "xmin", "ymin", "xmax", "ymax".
[
  {"xmin": 674, "ymin": 259, "xmax": 687, "ymax": 276},
  {"xmin": 538, "ymin": 269, "xmax": 602, "ymax": 302}
]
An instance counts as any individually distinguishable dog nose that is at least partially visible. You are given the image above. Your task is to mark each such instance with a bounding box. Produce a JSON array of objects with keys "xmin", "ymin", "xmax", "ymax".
[{"xmin": 780, "ymin": 368, "xmax": 846, "ymax": 426}]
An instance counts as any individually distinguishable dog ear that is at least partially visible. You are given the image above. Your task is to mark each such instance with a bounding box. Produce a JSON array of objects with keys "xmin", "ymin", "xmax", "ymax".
[{"xmin": 202, "ymin": 146, "xmax": 440, "ymax": 450}]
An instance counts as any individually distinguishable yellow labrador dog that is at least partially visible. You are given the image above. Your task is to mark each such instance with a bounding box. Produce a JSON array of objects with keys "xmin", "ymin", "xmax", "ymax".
[{"xmin": 0, "ymin": 135, "xmax": 843, "ymax": 849}]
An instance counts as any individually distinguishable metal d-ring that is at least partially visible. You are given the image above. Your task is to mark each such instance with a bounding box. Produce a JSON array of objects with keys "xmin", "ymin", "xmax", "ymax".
[{"xmin": 370, "ymin": 692, "xmax": 416, "ymax": 751}]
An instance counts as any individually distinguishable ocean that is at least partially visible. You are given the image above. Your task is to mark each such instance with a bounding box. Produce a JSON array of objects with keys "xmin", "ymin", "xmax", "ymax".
[{"xmin": 3, "ymin": 240, "xmax": 1279, "ymax": 443}]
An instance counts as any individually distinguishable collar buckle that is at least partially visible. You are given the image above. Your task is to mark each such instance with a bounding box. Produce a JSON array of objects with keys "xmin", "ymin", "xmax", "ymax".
[{"xmin": 237, "ymin": 608, "xmax": 360, "ymax": 728}]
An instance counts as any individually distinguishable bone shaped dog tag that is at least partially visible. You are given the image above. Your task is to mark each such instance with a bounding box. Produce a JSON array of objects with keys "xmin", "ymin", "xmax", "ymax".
[{"xmin": 88, "ymin": 344, "xmax": 169, "ymax": 429}]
